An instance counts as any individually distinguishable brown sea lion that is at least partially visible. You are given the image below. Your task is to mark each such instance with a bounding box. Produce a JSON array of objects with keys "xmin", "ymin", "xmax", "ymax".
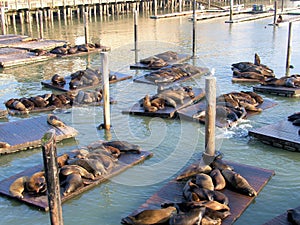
[
  {"xmin": 25, "ymin": 171, "xmax": 47, "ymax": 194},
  {"xmin": 169, "ymin": 206, "xmax": 206, "ymax": 225},
  {"xmin": 205, "ymin": 207, "xmax": 231, "ymax": 220},
  {"xmin": 51, "ymin": 74, "xmax": 66, "ymax": 86},
  {"xmin": 121, "ymin": 206, "xmax": 177, "ymax": 225},
  {"xmin": 143, "ymin": 94, "xmax": 158, "ymax": 112},
  {"xmin": 287, "ymin": 208, "xmax": 300, "ymax": 225},
  {"xmin": 57, "ymin": 153, "xmax": 69, "ymax": 167},
  {"xmin": 30, "ymin": 96, "xmax": 48, "ymax": 108},
  {"xmin": 103, "ymin": 141, "xmax": 141, "ymax": 154},
  {"xmin": 161, "ymin": 201, "xmax": 204, "ymax": 213},
  {"xmin": 60, "ymin": 164, "xmax": 95, "ymax": 180},
  {"xmin": 221, "ymin": 169, "xmax": 257, "ymax": 197},
  {"xmin": 195, "ymin": 173, "xmax": 214, "ymax": 191},
  {"xmin": 12, "ymin": 100, "xmax": 27, "ymax": 111},
  {"xmin": 68, "ymin": 158, "xmax": 103, "ymax": 177},
  {"xmin": 210, "ymin": 169, "xmax": 226, "ymax": 191},
  {"xmin": 176, "ymin": 164, "xmax": 212, "ymax": 181},
  {"xmin": 210, "ymin": 157, "xmax": 233, "ymax": 171},
  {"xmin": 201, "ymin": 216, "xmax": 222, "ymax": 225},
  {"xmin": 68, "ymin": 46, "xmax": 78, "ymax": 54},
  {"xmin": 241, "ymin": 91, "xmax": 264, "ymax": 104},
  {"xmin": 200, "ymin": 200, "xmax": 230, "ymax": 212},
  {"xmin": 62, "ymin": 173, "xmax": 84, "ymax": 196},
  {"xmin": 47, "ymin": 114, "xmax": 66, "ymax": 127},
  {"xmin": 9, "ymin": 176, "xmax": 29, "ymax": 199},
  {"xmin": 20, "ymin": 98, "xmax": 35, "ymax": 110},
  {"xmin": 0, "ymin": 141, "xmax": 10, "ymax": 148},
  {"xmin": 150, "ymin": 97, "xmax": 165, "ymax": 110}
]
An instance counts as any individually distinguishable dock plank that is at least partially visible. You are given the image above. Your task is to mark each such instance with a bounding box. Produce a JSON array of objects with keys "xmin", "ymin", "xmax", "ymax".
[
  {"xmin": 225, "ymin": 12, "xmax": 273, "ymax": 23},
  {"xmin": 7, "ymin": 39, "xmax": 68, "ymax": 51},
  {"xmin": 262, "ymin": 206, "xmax": 300, "ymax": 225},
  {"xmin": 0, "ymin": 149, "xmax": 153, "ymax": 211},
  {"xmin": 249, "ymin": 120, "xmax": 300, "ymax": 152},
  {"xmin": 126, "ymin": 160, "xmax": 275, "ymax": 225},
  {"xmin": 253, "ymin": 85, "xmax": 300, "ymax": 97},
  {"xmin": 122, "ymin": 88, "xmax": 205, "ymax": 118},
  {"xmin": 0, "ymin": 115, "xmax": 78, "ymax": 154},
  {"xmin": 177, "ymin": 98, "xmax": 277, "ymax": 128},
  {"xmin": 41, "ymin": 71, "xmax": 132, "ymax": 92}
]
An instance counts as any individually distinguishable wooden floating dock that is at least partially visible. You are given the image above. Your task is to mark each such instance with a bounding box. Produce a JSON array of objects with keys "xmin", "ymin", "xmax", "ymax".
[
  {"xmin": 249, "ymin": 120, "xmax": 300, "ymax": 152},
  {"xmin": 225, "ymin": 12, "xmax": 273, "ymax": 23},
  {"xmin": 262, "ymin": 206, "xmax": 300, "ymax": 225},
  {"xmin": 231, "ymin": 76, "xmax": 261, "ymax": 83},
  {"xmin": 126, "ymin": 160, "xmax": 275, "ymax": 225},
  {"xmin": 122, "ymin": 88, "xmax": 205, "ymax": 118},
  {"xmin": 150, "ymin": 9, "xmax": 207, "ymax": 19},
  {"xmin": 0, "ymin": 115, "xmax": 78, "ymax": 154},
  {"xmin": 177, "ymin": 98, "xmax": 277, "ymax": 128},
  {"xmin": 0, "ymin": 149, "xmax": 153, "ymax": 211},
  {"xmin": 133, "ymin": 66, "xmax": 209, "ymax": 85},
  {"xmin": 253, "ymin": 85, "xmax": 300, "ymax": 97},
  {"xmin": 41, "ymin": 71, "xmax": 132, "ymax": 92},
  {"xmin": 130, "ymin": 53, "xmax": 191, "ymax": 70}
]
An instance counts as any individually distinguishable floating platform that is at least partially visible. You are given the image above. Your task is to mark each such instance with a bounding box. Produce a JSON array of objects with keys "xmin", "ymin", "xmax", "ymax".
[
  {"xmin": 253, "ymin": 85, "xmax": 300, "ymax": 97},
  {"xmin": 0, "ymin": 115, "xmax": 78, "ymax": 154},
  {"xmin": 231, "ymin": 76, "xmax": 261, "ymax": 83},
  {"xmin": 41, "ymin": 71, "xmax": 132, "ymax": 92},
  {"xmin": 125, "ymin": 160, "xmax": 275, "ymax": 225},
  {"xmin": 0, "ymin": 147, "xmax": 153, "ymax": 211},
  {"xmin": 133, "ymin": 65, "xmax": 210, "ymax": 85},
  {"xmin": 225, "ymin": 12, "xmax": 273, "ymax": 23},
  {"xmin": 249, "ymin": 120, "xmax": 300, "ymax": 152},
  {"xmin": 130, "ymin": 52, "xmax": 191, "ymax": 70},
  {"xmin": 122, "ymin": 88, "xmax": 205, "ymax": 118},
  {"xmin": 150, "ymin": 9, "xmax": 207, "ymax": 19},
  {"xmin": 177, "ymin": 98, "xmax": 277, "ymax": 128},
  {"xmin": 262, "ymin": 206, "xmax": 300, "ymax": 225}
]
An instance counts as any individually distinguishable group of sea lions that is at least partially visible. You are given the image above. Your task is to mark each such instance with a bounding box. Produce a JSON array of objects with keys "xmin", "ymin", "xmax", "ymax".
[
  {"xmin": 193, "ymin": 91, "xmax": 264, "ymax": 125},
  {"xmin": 232, "ymin": 53, "xmax": 275, "ymax": 81},
  {"xmin": 141, "ymin": 86, "xmax": 195, "ymax": 112},
  {"xmin": 35, "ymin": 42, "xmax": 104, "ymax": 57},
  {"xmin": 139, "ymin": 51, "xmax": 179, "ymax": 69},
  {"xmin": 288, "ymin": 112, "xmax": 300, "ymax": 135},
  {"xmin": 9, "ymin": 140, "xmax": 141, "ymax": 198},
  {"xmin": 122, "ymin": 155, "xmax": 256, "ymax": 225},
  {"xmin": 261, "ymin": 74, "xmax": 300, "ymax": 88},
  {"xmin": 144, "ymin": 63, "xmax": 208, "ymax": 84}
]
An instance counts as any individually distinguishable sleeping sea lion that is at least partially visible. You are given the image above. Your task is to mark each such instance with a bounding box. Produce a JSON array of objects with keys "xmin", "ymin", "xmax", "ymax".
[
  {"xmin": 210, "ymin": 157, "xmax": 233, "ymax": 171},
  {"xmin": 9, "ymin": 176, "xmax": 29, "ymax": 199},
  {"xmin": 30, "ymin": 96, "xmax": 48, "ymax": 108},
  {"xmin": 169, "ymin": 206, "xmax": 206, "ymax": 225},
  {"xmin": 68, "ymin": 158, "xmax": 103, "ymax": 177},
  {"xmin": 68, "ymin": 46, "xmax": 78, "ymax": 54},
  {"xmin": 161, "ymin": 201, "xmax": 204, "ymax": 213},
  {"xmin": 201, "ymin": 216, "xmax": 222, "ymax": 225},
  {"xmin": 12, "ymin": 100, "xmax": 27, "ymax": 111},
  {"xmin": 47, "ymin": 114, "xmax": 66, "ymax": 127},
  {"xmin": 205, "ymin": 207, "xmax": 231, "ymax": 220},
  {"xmin": 25, "ymin": 171, "xmax": 47, "ymax": 194},
  {"xmin": 195, "ymin": 173, "xmax": 214, "ymax": 191},
  {"xmin": 288, "ymin": 112, "xmax": 300, "ymax": 122},
  {"xmin": 221, "ymin": 169, "xmax": 257, "ymax": 197},
  {"xmin": 60, "ymin": 165, "xmax": 95, "ymax": 180},
  {"xmin": 121, "ymin": 206, "xmax": 177, "ymax": 225},
  {"xmin": 200, "ymin": 200, "xmax": 230, "ymax": 212},
  {"xmin": 20, "ymin": 98, "xmax": 35, "ymax": 110},
  {"xmin": 142, "ymin": 94, "xmax": 158, "ymax": 112},
  {"xmin": 287, "ymin": 208, "xmax": 300, "ymax": 225},
  {"xmin": 62, "ymin": 173, "xmax": 84, "ymax": 196},
  {"xmin": 57, "ymin": 153, "xmax": 69, "ymax": 167},
  {"xmin": 51, "ymin": 74, "xmax": 66, "ymax": 86},
  {"xmin": 176, "ymin": 164, "xmax": 212, "ymax": 181},
  {"xmin": 293, "ymin": 119, "xmax": 300, "ymax": 126},
  {"xmin": 150, "ymin": 97, "xmax": 165, "ymax": 110},
  {"xmin": 103, "ymin": 141, "xmax": 141, "ymax": 154},
  {"xmin": 210, "ymin": 169, "xmax": 226, "ymax": 191}
]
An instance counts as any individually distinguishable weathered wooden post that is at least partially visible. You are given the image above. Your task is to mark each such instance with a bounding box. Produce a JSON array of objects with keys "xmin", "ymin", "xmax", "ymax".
[
  {"xmin": 179, "ymin": 0, "xmax": 182, "ymax": 12},
  {"xmin": 83, "ymin": 12, "xmax": 89, "ymax": 44},
  {"xmin": 273, "ymin": 1, "xmax": 277, "ymax": 24},
  {"xmin": 153, "ymin": 0, "xmax": 157, "ymax": 16},
  {"xmin": 192, "ymin": 0, "xmax": 196, "ymax": 58},
  {"xmin": 133, "ymin": 10, "xmax": 138, "ymax": 64},
  {"xmin": 203, "ymin": 74, "xmax": 216, "ymax": 165},
  {"xmin": 12, "ymin": 14, "xmax": 17, "ymax": 34},
  {"xmin": 101, "ymin": 52, "xmax": 111, "ymax": 131},
  {"xmin": 281, "ymin": 0, "xmax": 284, "ymax": 12},
  {"xmin": 229, "ymin": 0, "xmax": 233, "ymax": 22},
  {"xmin": 39, "ymin": 10, "xmax": 44, "ymax": 39},
  {"xmin": 285, "ymin": 22, "xmax": 292, "ymax": 77},
  {"xmin": 41, "ymin": 129, "xmax": 64, "ymax": 225},
  {"xmin": 1, "ymin": 7, "xmax": 6, "ymax": 35}
]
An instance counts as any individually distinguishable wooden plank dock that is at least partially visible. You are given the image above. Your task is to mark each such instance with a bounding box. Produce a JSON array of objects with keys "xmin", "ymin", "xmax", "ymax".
[
  {"xmin": 232, "ymin": 76, "xmax": 261, "ymax": 83},
  {"xmin": 133, "ymin": 65, "xmax": 210, "ymax": 85},
  {"xmin": 253, "ymin": 85, "xmax": 300, "ymax": 97},
  {"xmin": 125, "ymin": 160, "xmax": 275, "ymax": 225},
  {"xmin": 177, "ymin": 98, "xmax": 277, "ymax": 128},
  {"xmin": 122, "ymin": 88, "xmax": 205, "ymax": 118},
  {"xmin": 225, "ymin": 12, "xmax": 273, "ymax": 23},
  {"xmin": 262, "ymin": 206, "xmax": 300, "ymax": 225},
  {"xmin": 41, "ymin": 71, "xmax": 132, "ymax": 92},
  {"xmin": 150, "ymin": 9, "xmax": 207, "ymax": 19},
  {"xmin": 130, "ymin": 52, "xmax": 191, "ymax": 70},
  {"xmin": 0, "ymin": 115, "xmax": 78, "ymax": 154},
  {"xmin": 0, "ymin": 148, "xmax": 153, "ymax": 211},
  {"xmin": 249, "ymin": 120, "xmax": 300, "ymax": 152}
]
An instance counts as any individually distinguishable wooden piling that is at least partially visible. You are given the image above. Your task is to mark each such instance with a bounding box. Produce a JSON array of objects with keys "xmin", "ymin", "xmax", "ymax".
[
  {"xmin": 83, "ymin": 12, "xmax": 89, "ymax": 44},
  {"xmin": 229, "ymin": 0, "xmax": 233, "ymax": 22},
  {"xmin": 203, "ymin": 75, "xmax": 216, "ymax": 164},
  {"xmin": 273, "ymin": 1, "xmax": 277, "ymax": 24},
  {"xmin": 101, "ymin": 52, "xmax": 111, "ymax": 130},
  {"xmin": 39, "ymin": 10, "xmax": 44, "ymax": 39},
  {"xmin": 41, "ymin": 129, "xmax": 64, "ymax": 225},
  {"xmin": 12, "ymin": 13, "xmax": 16, "ymax": 34},
  {"xmin": 285, "ymin": 22, "xmax": 292, "ymax": 77},
  {"xmin": 192, "ymin": 0, "xmax": 196, "ymax": 58},
  {"xmin": 153, "ymin": 0, "xmax": 157, "ymax": 16},
  {"xmin": 1, "ymin": 7, "xmax": 6, "ymax": 35},
  {"xmin": 133, "ymin": 10, "xmax": 138, "ymax": 64}
]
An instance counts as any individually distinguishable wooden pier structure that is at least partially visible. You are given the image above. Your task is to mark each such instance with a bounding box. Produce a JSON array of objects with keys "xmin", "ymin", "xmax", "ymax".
[
  {"xmin": 249, "ymin": 120, "xmax": 300, "ymax": 152},
  {"xmin": 125, "ymin": 160, "xmax": 275, "ymax": 225},
  {"xmin": 253, "ymin": 85, "xmax": 300, "ymax": 97},
  {"xmin": 0, "ymin": 115, "xmax": 78, "ymax": 154}
]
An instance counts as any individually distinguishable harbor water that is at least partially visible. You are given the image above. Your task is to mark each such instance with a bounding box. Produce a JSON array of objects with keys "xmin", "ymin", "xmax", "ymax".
[{"xmin": 0, "ymin": 5, "xmax": 300, "ymax": 225}]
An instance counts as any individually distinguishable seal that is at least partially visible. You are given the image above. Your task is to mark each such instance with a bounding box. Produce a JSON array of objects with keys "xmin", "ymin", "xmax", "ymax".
[
  {"xmin": 30, "ymin": 96, "xmax": 48, "ymax": 108},
  {"xmin": 0, "ymin": 141, "xmax": 10, "ymax": 148},
  {"xmin": 103, "ymin": 141, "xmax": 141, "ymax": 154},
  {"xmin": 51, "ymin": 74, "xmax": 66, "ymax": 86},
  {"xmin": 287, "ymin": 208, "xmax": 300, "ymax": 225},
  {"xmin": 47, "ymin": 114, "xmax": 66, "ymax": 127},
  {"xmin": 201, "ymin": 216, "xmax": 222, "ymax": 225},
  {"xmin": 142, "ymin": 94, "xmax": 158, "ymax": 112},
  {"xmin": 9, "ymin": 176, "xmax": 29, "ymax": 199},
  {"xmin": 121, "ymin": 206, "xmax": 177, "ymax": 225},
  {"xmin": 169, "ymin": 206, "xmax": 206, "ymax": 225},
  {"xmin": 57, "ymin": 153, "xmax": 69, "ymax": 167},
  {"xmin": 25, "ymin": 171, "xmax": 47, "ymax": 194},
  {"xmin": 221, "ymin": 169, "xmax": 257, "ymax": 197},
  {"xmin": 20, "ymin": 98, "xmax": 35, "ymax": 110},
  {"xmin": 195, "ymin": 173, "xmax": 214, "ymax": 191},
  {"xmin": 61, "ymin": 173, "xmax": 84, "ymax": 196},
  {"xmin": 60, "ymin": 164, "xmax": 95, "ymax": 180},
  {"xmin": 210, "ymin": 168, "xmax": 226, "ymax": 191},
  {"xmin": 176, "ymin": 164, "xmax": 212, "ymax": 181}
]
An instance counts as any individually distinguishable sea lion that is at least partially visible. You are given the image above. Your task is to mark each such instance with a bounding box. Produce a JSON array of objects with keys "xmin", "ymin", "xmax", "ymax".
[
  {"xmin": 30, "ymin": 96, "xmax": 48, "ymax": 108},
  {"xmin": 68, "ymin": 158, "xmax": 103, "ymax": 177},
  {"xmin": 254, "ymin": 53, "xmax": 261, "ymax": 66},
  {"xmin": 109, "ymin": 74, "xmax": 117, "ymax": 81},
  {"xmin": 241, "ymin": 91, "xmax": 264, "ymax": 104},
  {"xmin": 57, "ymin": 153, "xmax": 69, "ymax": 167},
  {"xmin": 68, "ymin": 46, "xmax": 78, "ymax": 54},
  {"xmin": 60, "ymin": 165, "xmax": 95, "ymax": 180},
  {"xmin": 33, "ymin": 49, "xmax": 48, "ymax": 56},
  {"xmin": 9, "ymin": 176, "xmax": 29, "ymax": 199},
  {"xmin": 25, "ymin": 171, "xmax": 47, "ymax": 194},
  {"xmin": 47, "ymin": 114, "xmax": 66, "ymax": 127},
  {"xmin": 221, "ymin": 169, "xmax": 257, "ymax": 197},
  {"xmin": 195, "ymin": 173, "xmax": 214, "ymax": 191},
  {"xmin": 48, "ymin": 94, "xmax": 63, "ymax": 108},
  {"xmin": 288, "ymin": 112, "xmax": 300, "ymax": 122},
  {"xmin": 142, "ymin": 94, "xmax": 158, "ymax": 112},
  {"xmin": 161, "ymin": 201, "xmax": 204, "ymax": 213},
  {"xmin": 287, "ymin": 208, "xmax": 300, "ymax": 225},
  {"xmin": 62, "ymin": 173, "xmax": 84, "ymax": 196},
  {"xmin": 121, "ymin": 206, "xmax": 177, "ymax": 225},
  {"xmin": 201, "ymin": 216, "xmax": 222, "ymax": 225},
  {"xmin": 169, "ymin": 206, "xmax": 206, "ymax": 225},
  {"xmin": 51, "ymin": 74, "xmax": 66, "ymax": 86},
  {"xmin": 293, "ymin": 118, "xmax": 300, "ymax": 126},
  {"xmin": 0, "ymin": 141, "xmax": 10, "ymax": 148},
  {"xmin": 103, "ymin": 141, "xmax": 141, "ymax": 154},
  {"xmin": 150, "ymin": 97, "xmax": 165, "ymax": 110},
  {"xmin": 20, "ymin": 98, "xmax": 35, "ymax": 110},
  {"xmin": 210, "ymin": 157, "xmax": 233, "ymax": 171},
  {"xmin": 200, "ymin": 200, "xmax": 230, "ymax": 212},
  {"xmin": 11, "ymin": 100, "xmax": 27, "ymax": 111},
  {"xmin": 50, "ymin": 45, "xmax": 69, "ymax": 55},
  {"xmin": 210, "ymin": 169, "xmax": 226, "ymax": 191},
  {"xmin": 205, "ymin": 207, "xmax": 231, "ymax": 220},
  {"xmin": 176, "ymin": 164, "xmax": 212, "ymax": 181}
]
